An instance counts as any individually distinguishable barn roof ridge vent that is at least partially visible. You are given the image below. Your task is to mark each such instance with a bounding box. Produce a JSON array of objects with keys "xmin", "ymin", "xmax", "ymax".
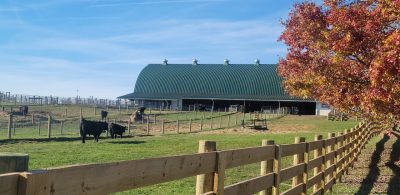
[
  {"xmin": 192, "ymin": 59, "xmax": 198, "ymax": 66},
  {"xmin": 224, "ymin": 59, "xmax": 229, "ymax": 66}
]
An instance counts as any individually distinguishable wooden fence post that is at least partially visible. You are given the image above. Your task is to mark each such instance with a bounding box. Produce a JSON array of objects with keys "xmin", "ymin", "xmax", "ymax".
[
  {"xmin": 313, "ymin": 135, "xmax": 324, "ymax": 193},
  {"xmin": 128, "ymin": 118, "xmax": 131, "ymax": 135},
  {"xmin": 214, "ymin": 152, "xmax": 227, "ymax": 195},
  {"xmin": 147, "ymin": 116, "xmax": 150, "ymax": 135},
  {"xmin": 196, "ymin": 140, "xmax": 216, "ymax": 195},
  {"xmin": 38, "ymin": 120, "xmax": 41, "ymax": 136},
  {"xmin": 94, "ymin": 106, "xmax": 96, "ymax": 116},
  {"xmin": 189, "ymin": 119, "xmax": 192, "ymax": 133},
  {"xmin": 210, "ymin": 116, "xmax": 213, "ymax": 129},
  {"xmin": 344, "ymin": 129, "xmax": 350, "ymax": 174},
  {"xmin": 162, "ymin": 119, "xmax": 165, "ymax": 135},
  {"xmin": 337, "ymin": 132, "xmax": 344, "ymax": 182},
  {"xmin": 200, "ymin": 118, "xmax": 203, "ymax": 131},
  {"xmin": 60, "ymin": 120, "xmax": 64, "ymax": 135},
  {"xmin": 31, "ymin": 113, "xmax": 35, "ymax": 125},
  {"xmin": 260, "ymin": 140, "xmax": 274, "ymax": 195},
  {"xmin": 13, "ymin": 121, "xmax": 16, "ymax": 136},
  {"xmin": 65, "ymin": 108, "xmax": 67, "ymax": 117},
  {"xmin": 292, "ymin": 137, "xmax": 306, "ymax": 187},
  {"xmin": 273, "ymin": 145, "xmax": 282, "ymax": 195},
  {"xmin": 47, "ymin": 115, "xmax": 52, "ymax": 139},
  {"xmin": 219, "ymin": 114, "xmax": 222, "ymax": 129},
  {"xmin": 154, "ymin": 114, "xmax": 157, "ymax": 124},
  {"xmin": 177, "ymin": 120, "xmax": 180, "ymax": 134},
  {"xmin": 227, "ymin": 115, "xmax": 230, "ymax": 127},
  {"xmin": 8, "ymin": 114, "xmax": 12, "ymax": 139},
  {"xmin": 325, "ymin": 133, "xmax": 335, "ymax": 193},
  {"xmin": 235, "ymin": 114, "xmax": 238, "ymax": 125},
  {"xmin": 349, "ymin": 128, "xmax": 355, "ymax": 168}
]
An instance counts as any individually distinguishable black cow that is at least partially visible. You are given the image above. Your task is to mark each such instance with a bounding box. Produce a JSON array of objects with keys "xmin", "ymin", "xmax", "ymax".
[
  {"xmin": 19, "ymin": 106, "xmax": 28, "ymax": 116},
  {"xmin": 108, "ymin": 123, "xmax": 126, "ymax": 139},
  {"xmin": 80, "ymin": 119, "xmax": 108, "ymax": 143},
  {"xmin": 101, "ymin": 110, "xmax": 108, "ymax": 120}
]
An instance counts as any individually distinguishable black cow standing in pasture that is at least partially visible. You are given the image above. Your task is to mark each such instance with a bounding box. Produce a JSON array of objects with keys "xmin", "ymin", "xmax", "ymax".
[
  {"xmin": 108, "ymin": 123, "xmax": 126, "ymax": 139},
  {"xmin": 101, "ymin": 110, "xmax": 108, "ymax": 121},
  {"xmin": 80, "ymin": 119, "xmax": 108, "ymax": 143},
  {"xmin": 19, "ymin": 106, "xmax": 28, "ymax": 116}
]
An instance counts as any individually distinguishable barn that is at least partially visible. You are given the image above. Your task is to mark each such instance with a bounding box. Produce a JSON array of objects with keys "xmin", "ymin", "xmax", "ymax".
[{"xmin": 118, "ymin": 60, "xmax": 331, "ymax": 115}]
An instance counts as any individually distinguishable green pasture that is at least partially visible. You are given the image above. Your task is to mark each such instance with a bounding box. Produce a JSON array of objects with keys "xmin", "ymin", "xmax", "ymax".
[{"xmin": 0, "ymin": 105, "xmax": 360, "ymax": 194}]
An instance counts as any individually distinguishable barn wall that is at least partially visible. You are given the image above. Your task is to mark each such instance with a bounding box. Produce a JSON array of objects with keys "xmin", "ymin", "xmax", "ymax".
[
  {"xmin": 182, "ymin": 99, "xmax": 316, "ymax": 115},
  {"xmin": 315, "ymin": 102, "xmax": 331, "ymax": 116}
]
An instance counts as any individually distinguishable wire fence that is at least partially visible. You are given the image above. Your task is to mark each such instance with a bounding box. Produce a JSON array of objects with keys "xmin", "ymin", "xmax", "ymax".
[{"xmin": 0, "ymin": 106, "xmax": 289, "ymax": 140}]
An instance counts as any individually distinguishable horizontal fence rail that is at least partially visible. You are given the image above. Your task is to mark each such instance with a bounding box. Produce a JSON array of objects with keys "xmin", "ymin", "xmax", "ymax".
[{"xmin": 0, "ymin": 121, "xmax": 381, "ymax": 195}]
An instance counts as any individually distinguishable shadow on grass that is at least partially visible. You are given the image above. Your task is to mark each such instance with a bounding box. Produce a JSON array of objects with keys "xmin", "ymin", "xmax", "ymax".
[
  {"xmin": 0, "ymin": 134, "xmax": 140, "ymax": 144},
  {"xmin": 387, "ymin": 131, "xmax": 400, "ymax": 195},
  {"xmin": 355, "ymin": 134, "xmax": 389, "ymax": 195},
  {"xmin": 0, "ymin": 136, "xmax": 82, "ymax": 144},
  {"xmin": 109, "ymin": 140, "xmax": 146, "ymax": 145}
]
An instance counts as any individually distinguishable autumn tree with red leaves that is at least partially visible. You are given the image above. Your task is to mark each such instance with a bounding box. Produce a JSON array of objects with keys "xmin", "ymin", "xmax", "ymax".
[{"xmin": 278, "ymin": 0, "xmax": 400, "ymax": 123}]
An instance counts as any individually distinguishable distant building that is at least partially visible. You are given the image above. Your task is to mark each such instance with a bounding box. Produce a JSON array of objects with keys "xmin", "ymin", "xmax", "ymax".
[{"xmin": 119, "ymin": 60, "xmax": 331, "ymax": 115}]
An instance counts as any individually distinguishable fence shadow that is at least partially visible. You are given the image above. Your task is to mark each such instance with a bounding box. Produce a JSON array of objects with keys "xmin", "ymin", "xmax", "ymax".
[
  {"xmin": 0, "ymin": 137, "xmax": 82, "ymax": 144},
  {"xmin": 355, "ymin": 134, "xmax": 389, "ymax": 195},
  {"xmin": 109, "ymin": 140, "xmax": 146, "ymax": 145},
  {"xmin": 387, "ymin": 131, "xmax": 400, "ymax": 195}
]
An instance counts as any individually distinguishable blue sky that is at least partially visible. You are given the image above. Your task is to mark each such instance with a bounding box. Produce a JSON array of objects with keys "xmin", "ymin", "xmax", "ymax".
[{"xmin": 0, "ymin": 0, "xmax": 309, "ymax": 99}]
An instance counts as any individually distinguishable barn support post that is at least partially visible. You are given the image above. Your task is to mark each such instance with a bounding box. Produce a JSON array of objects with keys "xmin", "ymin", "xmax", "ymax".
[
  {"xmin": 260, "ymin": 140, "xmax": 275, "ymax": 195},
  {"xmin": 8, "ymin": 114, "xmax": 12, "ymax": 139},
  {"xmin": 47, "ymin": 114, "xmax": 52, "ymax": 139},
  {"xmin": 196, "ymin": 140, "xmax": 217, "ymax": 195},
  {"xmin": 94, "ymin": 106, "xmax": 96, "ymax": 116}
]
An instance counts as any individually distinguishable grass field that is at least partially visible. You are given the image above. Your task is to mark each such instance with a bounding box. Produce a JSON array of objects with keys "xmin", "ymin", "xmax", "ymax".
[{"xmin": 0, "ymin": 105, "xmax": 359, "ymax": 194}]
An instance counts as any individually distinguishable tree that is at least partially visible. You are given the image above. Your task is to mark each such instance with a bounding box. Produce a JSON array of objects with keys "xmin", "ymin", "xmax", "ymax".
[{"xmin": 278, "ymin": 0, "xmax": 400, "ymax": 123}]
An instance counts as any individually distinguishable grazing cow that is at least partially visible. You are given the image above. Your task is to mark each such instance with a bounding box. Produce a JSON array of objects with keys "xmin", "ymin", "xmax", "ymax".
[
  {"xmin": 80, "ymin": 119, "xmax": 108, "ymax": 143},
  {"xmin": 19, "ymin": 106, "xmax": 28, "ymax": 116},
  {"xmin": 101, "ymin": 110, "xmax": 108, "ymax": 121},
  {"xmin": 108, "ymin": 123, "xmax": 126, "ymax": 139}
]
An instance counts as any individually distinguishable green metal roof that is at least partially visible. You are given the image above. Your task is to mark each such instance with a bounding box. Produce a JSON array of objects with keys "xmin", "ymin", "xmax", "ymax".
[{"xmin": 119, "ymin": 64, "xmax": 311, "ymax": 101}]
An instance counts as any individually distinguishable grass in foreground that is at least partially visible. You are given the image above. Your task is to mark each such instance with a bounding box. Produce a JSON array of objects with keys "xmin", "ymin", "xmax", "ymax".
[{"xmin": 0, "ymin": 115, "xmax": 358, "ymax": 194}]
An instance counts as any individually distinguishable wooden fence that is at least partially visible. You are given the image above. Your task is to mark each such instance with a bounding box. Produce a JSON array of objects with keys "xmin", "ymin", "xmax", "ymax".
[{"xmin": 0, "ymin": 121, "xmax": 380, "ymax": 195}]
